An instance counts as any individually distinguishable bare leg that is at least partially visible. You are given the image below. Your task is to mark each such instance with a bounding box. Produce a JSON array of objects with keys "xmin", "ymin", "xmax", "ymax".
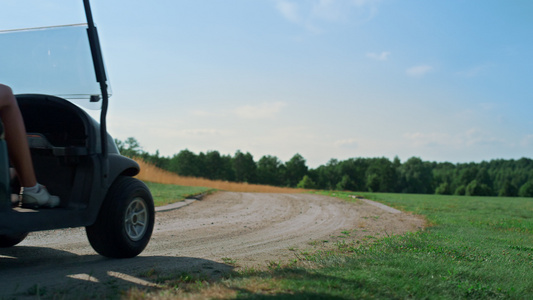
[{"xmin": 0, "ymin": 84, "xmax": 37, "ymax": 188}]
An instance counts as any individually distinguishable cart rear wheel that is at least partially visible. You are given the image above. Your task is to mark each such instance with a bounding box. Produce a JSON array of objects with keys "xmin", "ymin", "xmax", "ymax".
[
  {"xmin": 86, "ymin": 176, "xmax": 154, "ymax": 258},
  {"xmin": 0, "ymin": 232, "xmax": 28, "ymax": 247}
]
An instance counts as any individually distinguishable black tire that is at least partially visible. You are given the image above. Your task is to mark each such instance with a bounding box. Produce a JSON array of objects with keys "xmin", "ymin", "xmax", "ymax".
[
  {"xmin": 86, "ymin": 176, "xmax": 154, "ymax": 258},
  {"xmin": 0, "ymin": 232, "xmax": 28, "ymax": 247}
]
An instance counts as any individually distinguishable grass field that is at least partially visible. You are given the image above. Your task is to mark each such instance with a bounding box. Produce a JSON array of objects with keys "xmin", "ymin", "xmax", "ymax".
[
  {"xmin": 142, "ymin": 181, "xmax": 212, "ymax": 207},
  {"xmin": 127, "ymin": 190, "xmax": 533, "ymax": 299}
]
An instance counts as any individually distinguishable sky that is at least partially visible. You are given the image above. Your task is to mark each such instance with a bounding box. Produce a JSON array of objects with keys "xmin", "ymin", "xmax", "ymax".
[{"xmin": 1, "ymin": 0, "xmax": 532, "ymax": 167}]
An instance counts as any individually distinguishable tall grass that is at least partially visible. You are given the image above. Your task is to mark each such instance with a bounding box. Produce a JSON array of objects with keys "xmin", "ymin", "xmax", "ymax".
[{"xmin": 134, "ymin": 158, "xmax": 305, "ymax": 193}]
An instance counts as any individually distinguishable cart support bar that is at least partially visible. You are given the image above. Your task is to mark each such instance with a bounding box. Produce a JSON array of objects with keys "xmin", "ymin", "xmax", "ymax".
[{"xmin": 83, "ymin": 0, "xmax": 109, "ymax": 184}]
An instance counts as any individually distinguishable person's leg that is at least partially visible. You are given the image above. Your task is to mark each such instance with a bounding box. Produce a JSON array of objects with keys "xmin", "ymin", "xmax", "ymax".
[
  {"xmin": 0, "ymin": 84, "xmax": 59, "ymax": 208},
  {"xmin": 0, "ymin": 84, "xmax": 37, "ymax": 187}
]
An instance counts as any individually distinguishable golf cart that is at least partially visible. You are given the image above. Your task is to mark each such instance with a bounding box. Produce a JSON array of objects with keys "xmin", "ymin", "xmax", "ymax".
[{"xmin": 0, "ymin": 0, "xmax": 155, "ymax": 258}]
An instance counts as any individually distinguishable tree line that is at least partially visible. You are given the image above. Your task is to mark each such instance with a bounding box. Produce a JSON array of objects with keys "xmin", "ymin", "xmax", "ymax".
[{"xmin": 116, "ymin": 137, "xmax": 533, "ymax": 197}]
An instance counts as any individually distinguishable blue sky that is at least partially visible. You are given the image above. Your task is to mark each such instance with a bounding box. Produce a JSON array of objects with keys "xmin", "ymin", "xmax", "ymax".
[{"xmin": 1, "ymin": 0, "xmax": 532, "ymax": 167}]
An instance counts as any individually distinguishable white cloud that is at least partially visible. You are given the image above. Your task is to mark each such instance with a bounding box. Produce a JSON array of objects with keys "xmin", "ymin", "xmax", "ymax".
[
  {"xmin": 404, "ymin": 129, "xmax": 505, "ymax": 149},
  {"xmin": 275, "ymin": 0, "xmax": 380, "ymax": 33},
  {"xmin": 191, "ymin": 110, "xmax": 216, "ymax": 117},
  {"xmin": 275, "ymin": 0, "xmax": 301, "ymax": 23},
  {"xmin": 403, "ymin": 132, "xmax": 451, "ymax": 147},
  {"xmin": 366, "ymin": 51, "xmax": 390, "ymax": 61},
  {"xmin": 462, "ymin": 128, "xmax": 504, "ymax": 147},
  {"xmin": 406, "ymin": 64, "xmax": 433, "ymax": 77},
  {"xmin": 233, "ymin": 101, "xmax": 287, "ymax": 119},
  {"xmin": 312, "ymin": 0, "xmax": 380, "ymax": 19},
  {"xmin": 334, "ymin": 138, "xmax": 358, "ymax": 148},
  {"xmin": 312, "ymin": 0, "xmax": 345, "ymax": 21}
]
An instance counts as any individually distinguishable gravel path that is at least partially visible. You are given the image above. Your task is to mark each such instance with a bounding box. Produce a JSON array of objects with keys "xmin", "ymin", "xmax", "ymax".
[{"xmin": 0, "ymin": 192, "xmax": 424, "ymax": 298}]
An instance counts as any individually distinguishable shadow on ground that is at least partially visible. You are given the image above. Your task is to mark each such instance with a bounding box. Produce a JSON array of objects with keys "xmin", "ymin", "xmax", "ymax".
[{"xmin": 0, "ymin": 246, "xmax": 233, "ymax": 298}]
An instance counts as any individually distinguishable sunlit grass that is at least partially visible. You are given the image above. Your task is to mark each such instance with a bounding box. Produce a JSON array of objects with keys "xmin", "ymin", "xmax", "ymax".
[
  {"xmin": 117, "ymin": 168, "xmax": 533, "ymax": 299},
  {"xmin": 359, "ymin": 193, "xmax": 533, "ymax": 234},
  {"xmin": 143, "ymin": 181, "xmax": 212, "ymax": 207},
  {"xmin": 122, "ymin": 192, "xmax": 533, "ymax": 299}
]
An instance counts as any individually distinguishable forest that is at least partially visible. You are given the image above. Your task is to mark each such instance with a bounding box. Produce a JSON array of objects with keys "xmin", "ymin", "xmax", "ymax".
[{"xmin": 116, "ymin": 137, "xmax": 533, "ymax": 197}]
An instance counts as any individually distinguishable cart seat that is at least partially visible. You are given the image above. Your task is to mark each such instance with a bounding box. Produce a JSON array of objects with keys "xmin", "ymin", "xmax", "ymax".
[{"xmin": 27, "ymin": 133, "xmax": 88, "ymax": 156}]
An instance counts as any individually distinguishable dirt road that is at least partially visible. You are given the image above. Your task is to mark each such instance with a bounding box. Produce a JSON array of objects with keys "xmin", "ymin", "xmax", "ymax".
[{"xmin": 0, "ymin": 192, "xmax": 424, "ymax": 297}]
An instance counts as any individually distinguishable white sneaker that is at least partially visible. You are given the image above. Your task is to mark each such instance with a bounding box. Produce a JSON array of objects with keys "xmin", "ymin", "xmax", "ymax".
[{"xmin": 21, "ymin": 185, "xmax": 60, "ymax": 209}]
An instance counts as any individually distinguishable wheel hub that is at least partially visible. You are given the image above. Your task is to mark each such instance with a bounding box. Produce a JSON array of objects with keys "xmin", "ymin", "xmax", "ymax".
[{"xmin": 124, "ymin": 197, "xmax": 148, "ymax": 241}]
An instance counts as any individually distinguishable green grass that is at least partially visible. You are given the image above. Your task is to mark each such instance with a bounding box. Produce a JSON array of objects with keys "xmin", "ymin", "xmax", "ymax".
[
  {"xmin": 123, "ymin": 190, "xmax": 533, "ymax": 299},
  {"xmin": 221, "ymin": 193, "xmax": 533, "ymax": 299},
  {"xmin": 142, "ymin": 181, "xmax": 213, "ymax": 207}
]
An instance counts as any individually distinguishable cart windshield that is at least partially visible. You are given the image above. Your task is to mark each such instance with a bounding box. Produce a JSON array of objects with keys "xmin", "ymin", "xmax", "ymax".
[{"xmin": 0, "ymin": 24, "xmax": 109, "ymax": 109}]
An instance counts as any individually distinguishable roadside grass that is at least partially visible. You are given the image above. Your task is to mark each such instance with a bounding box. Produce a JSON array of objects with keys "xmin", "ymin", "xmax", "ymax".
[
  {"xmin": 134, "ymin": 158, "xmax": 305, "ymax": 193},
  {"xmin": 301, "ymin": 192, "xmax": 533, "ymax": 299},
  {"xmin": 137, "ymin": 158, "xmax": 305, "ymax": 207},
  {"xmin": 123, "ymin": 192, "xmax": 533, "ymax": 299},
  {"xmin": 142, "ymin": 181, "xmax": 213, "ymax": 207}
]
